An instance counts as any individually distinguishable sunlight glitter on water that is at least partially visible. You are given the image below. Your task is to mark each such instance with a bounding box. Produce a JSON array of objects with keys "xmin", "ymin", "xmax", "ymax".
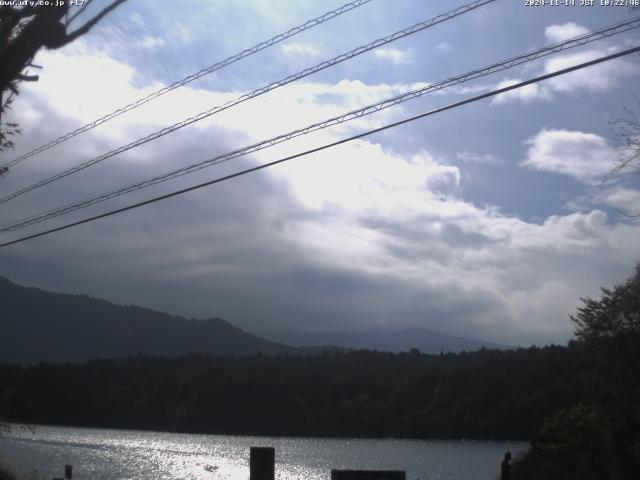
[{"xmin": 0, "ymin": 424, "xmax": 527, "ymax": 480}]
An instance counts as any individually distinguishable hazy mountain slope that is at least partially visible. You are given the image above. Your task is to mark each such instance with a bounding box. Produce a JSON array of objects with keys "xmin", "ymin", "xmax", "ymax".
[
  {"xmin": 0, "ymin": 276, "xmax": 297, "ymax": 363},
  {"xmin": 1, "ymin": 276, "xmax": 505, "ymax": 364}
]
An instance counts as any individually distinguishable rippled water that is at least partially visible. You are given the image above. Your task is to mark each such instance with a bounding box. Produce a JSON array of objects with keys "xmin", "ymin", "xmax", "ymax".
[{"xmin": 0, "ymin": 424, "xmax": 527, "ymax": 480}]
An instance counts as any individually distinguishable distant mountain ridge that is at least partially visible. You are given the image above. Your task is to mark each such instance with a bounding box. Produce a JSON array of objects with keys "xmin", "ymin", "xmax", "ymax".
[
  {"xmin": 272, "ymin": 326, "xmax": 510, "ymax": 354},
  {"xmin": 0, "ymin": 276, "xmax": 303, "ymax": 364},
  {"xmin": 0, "ymin": 276, "xmax": 507, "ymax": 364}
]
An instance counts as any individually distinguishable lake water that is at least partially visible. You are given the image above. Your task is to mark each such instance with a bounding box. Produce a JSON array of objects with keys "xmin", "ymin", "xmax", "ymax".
[{"xmin": 0, "ymin": 424, "xmax": 527, "ymax": 480}]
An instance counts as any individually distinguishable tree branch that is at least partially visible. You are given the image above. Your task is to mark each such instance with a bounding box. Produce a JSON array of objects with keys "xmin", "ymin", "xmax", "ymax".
[
  {"xmin": 66, "ymin": 2, "xmax": 91, "ymax": 27},
  {"xmin": 0, "ymin": 6, "xmax": 37, "ymax": 41},
  {"xmin": 65, "ymin": 0, "xmax": 127, "ymax": 43},
  {"xmin": 16, "ymin": 73, "xmax": 39, "ymax": 82}
]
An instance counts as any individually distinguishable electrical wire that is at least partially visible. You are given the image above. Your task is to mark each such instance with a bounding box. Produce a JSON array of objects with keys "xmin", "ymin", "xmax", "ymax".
[
  {"xmin": 0, "ymin": 0, "xmax": 497, "ymax": 206},
  {"xmin": 1, "ymin": 45, "xmax": 638, "ymax": 249},
  {"xmin": 2, "ymin": 17, "xmax": 638, "ymax": 233},
  {"xmin": 0, "ymin": 0, "xmax": 374, "ymax": 170}
]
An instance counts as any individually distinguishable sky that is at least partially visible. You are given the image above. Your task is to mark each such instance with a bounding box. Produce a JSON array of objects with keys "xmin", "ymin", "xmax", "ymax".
[{"xmin": 1, "ymin": 0, "xmax": 639, "ymax": 346}]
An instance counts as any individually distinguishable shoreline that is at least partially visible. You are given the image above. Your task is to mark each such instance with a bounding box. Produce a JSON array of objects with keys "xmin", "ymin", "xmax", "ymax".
[{"xmin": 2, "ymin": 421, "xmax": 531, "ymax": 444}]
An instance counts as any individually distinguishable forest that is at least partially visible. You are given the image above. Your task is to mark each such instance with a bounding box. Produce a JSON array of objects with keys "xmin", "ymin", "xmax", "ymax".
[{"xmin": 0, "ymin": 345, "xmax": 584, "ymax": 440}]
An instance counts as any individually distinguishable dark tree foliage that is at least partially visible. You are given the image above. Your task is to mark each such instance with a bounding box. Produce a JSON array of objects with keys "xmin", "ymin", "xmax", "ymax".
[
  {"xmin": 573, "ymin": 264, "xmax": 640, "ymax": 404},
  {"xmin": 605, "ymin": 94, "xmax": 640, "ymax": 217},
  {"xmin": 611, "ymin": 98, "xmax": 640, "ymax": 181},
  {"xmin": 513, "ymin": 266, "xmax": 640, "ymax": 480},
  {"xmin": 0, "ymin": 464, "xmax": 17, "ymax": 480},
  {"xmin": 0, "ymin": 94, "xmax": 19, "ymax": 158},
  {"xmin": 0, "ymin": 346, "xmax": 585, "ymax": 440},
  {"xmin": 0, "ymin": 1, "xmax": 126, "ymax": 156}
]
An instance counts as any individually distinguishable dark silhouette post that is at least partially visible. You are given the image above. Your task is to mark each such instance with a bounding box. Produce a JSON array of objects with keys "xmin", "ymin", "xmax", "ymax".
[
  {"xmin": 500, "ymin": 451, "xmax": 511, "ymax": 480},
  {"xmin": 250, "ymin": 447, "xmax": 275, "ymax": 480},
  {"xmin": 331, "ymin": 471, "xmax": 406, "ymax": 480}
]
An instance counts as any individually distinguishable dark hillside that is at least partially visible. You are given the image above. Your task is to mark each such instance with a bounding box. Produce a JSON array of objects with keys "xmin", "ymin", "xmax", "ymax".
[{"xmin": 0, "ymin": 276, "xmax": 297, "ymax": 363}]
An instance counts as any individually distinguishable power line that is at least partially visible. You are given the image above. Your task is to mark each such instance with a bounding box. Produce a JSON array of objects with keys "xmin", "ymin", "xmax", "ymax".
[
  {"xmin": 0, "ymin": 0, "xmax": 496, "ymax": 207},
  {"xmin": 1, "ymin": 45, "xmax": 638, "ymax": 249},
  {"xmin": 3, "ymin": 17, "xmax": 638, "ymax": 233},
  {"xmin": 0, "ymin": 0, "xmax": 374, "ymax": 170}
]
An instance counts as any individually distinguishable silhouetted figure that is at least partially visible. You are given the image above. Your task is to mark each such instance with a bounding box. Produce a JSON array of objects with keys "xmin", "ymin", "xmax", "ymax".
[{"xmin": 500, "ymin": 451, "xmax": 511, "ymax": 480}]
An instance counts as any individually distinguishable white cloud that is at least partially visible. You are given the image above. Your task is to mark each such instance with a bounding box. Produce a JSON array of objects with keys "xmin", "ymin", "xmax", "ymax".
[
  {"xmin": 439, "ymin": 83, "xmax": 492, "ymax": 97},
  {"xmin": 284, "ymin": 182, "xmax": 639, "ymax": 343},
  {"xmin": 492, "ymin": 78, "xmax": 552, "ymax": 104},
  {"xmin": 22, "ymin": 43, "xmax": 421, "ymax": 155},
  {"xmin": 23, "ymin": 42, "xmax": 165, "ymax": 131},
  {"xmin": 169, "ymin": 24, "xmax": 192, "ymax": 43},
  {"xmin": 603, "ymin": 187, "xmax": 640, "ymax": 215},
  {"xmin": 273, "ymin": 143, "xmax": 461, "ymax": 212},
  {"xmin": 128, "ymin": 12, "xmax": 144, "ymax": 26},
  {"xmin": 543, "ymin": 48, "xmax": 639, "ymax": 93},
  {"xmin": 138, "ymin": 35, "xmax": 165, "ymax": 49},
  {"xmin": 374, "ymin": 48, "xmax": 410, "ymax": 64},
  {"xmin": 280, "ymin": 43, "xmax": 321, "ymax": 57},
  {"xmin": 456, "ymin": 151, "xmax": 501, "ymax": 165},
  {"xmin": 435, "ymin": 42, "xmax": 453, "ymax": 52},
  {"xmin": 511, "ymin": 210, "xmax": 609, "ymax": 251},
  {"xmin": 521, "ymin": 129, "xmax": 617, "ymax": 184},
  {"xmin": 492, "ymin": 23, "xmax": 638, "ymax": 104},
  {"xmin": 544, "ymin": 22, "xmax": 590, "ymax": 43}
]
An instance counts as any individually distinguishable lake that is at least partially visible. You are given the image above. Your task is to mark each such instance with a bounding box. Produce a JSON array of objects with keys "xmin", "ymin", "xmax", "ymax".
[{"xmin": 0, "ymin": 424, "xmax": 527, "ymax": 480}]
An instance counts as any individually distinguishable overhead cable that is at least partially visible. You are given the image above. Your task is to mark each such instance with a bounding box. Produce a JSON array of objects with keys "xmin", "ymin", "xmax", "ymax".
[
  {"xmin": 2, "ymin": 17, "xmax": 638, "ymax": 233},
  {"xmin": 1, "ymin": 45, "xmax": 638, "ymax": 249},
  {"xmin": 0, "ymin": 0, "xmax": 497, "ymax": 206},
  {"xmin": 0, "ymin": 0, "xmax": 374, "ymax": 170}
]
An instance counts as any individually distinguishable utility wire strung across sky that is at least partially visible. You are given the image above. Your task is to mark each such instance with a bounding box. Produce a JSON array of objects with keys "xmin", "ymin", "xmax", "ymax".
[
  {"xmin": 2, "ymin": 17, "xmax": 638, "ymax": 233},
  {"xmin": 1, "ymin": 45, "xmax": 638, "ymax": 249},
  {"xmin": 0, "ymin": 0, "xmax": 374, "ymax": 171},
  {"xmin": 0, "ymin": 0, "xmax": 496, "ymax": 207}
]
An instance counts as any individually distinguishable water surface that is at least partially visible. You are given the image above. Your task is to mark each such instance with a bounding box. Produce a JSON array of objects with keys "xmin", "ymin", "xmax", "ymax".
[{"xmin": 0, "ymin": 424, "xmax": 527, "ymax": 480}]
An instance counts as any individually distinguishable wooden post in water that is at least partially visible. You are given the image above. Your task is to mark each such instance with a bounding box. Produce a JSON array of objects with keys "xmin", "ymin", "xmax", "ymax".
[
  {"xmin": 331, "ymin": 470, "xmax": 406, "ymax": 480},
  {"xmin": 250, "ymin": 447, "xmax": 275, "ymax": 480}
]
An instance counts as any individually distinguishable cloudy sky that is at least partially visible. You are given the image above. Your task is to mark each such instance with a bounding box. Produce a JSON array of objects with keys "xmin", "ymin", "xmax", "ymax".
[{"xmin": 1, "ymin": 0, "xmax": 639, "ymax": 346}]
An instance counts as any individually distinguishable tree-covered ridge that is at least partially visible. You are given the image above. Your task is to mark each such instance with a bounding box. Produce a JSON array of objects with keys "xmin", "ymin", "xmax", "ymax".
[{"xmin": 0, "ymin": 345, "xmax": 584, "ymax": 440}]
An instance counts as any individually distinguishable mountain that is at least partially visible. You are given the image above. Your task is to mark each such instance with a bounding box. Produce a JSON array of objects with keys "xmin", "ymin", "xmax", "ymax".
[
  {"xmin": 270, "ymin": 326, "xmax": 510, "ymax": 354},
  {"xmin": 0, "ymin": 275, "xmax": 506, "ymax": 364},
  {"xmin": 0, "ymin": 276, "xmax": 305, "ymax": 364}
]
